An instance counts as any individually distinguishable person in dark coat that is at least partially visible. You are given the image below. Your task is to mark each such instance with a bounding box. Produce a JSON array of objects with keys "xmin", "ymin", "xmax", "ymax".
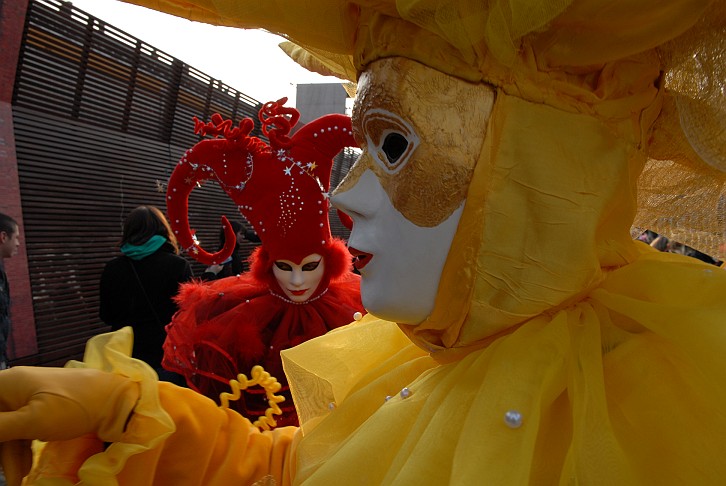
[{"xmin": 99, "ymin": 205, "xmax": 193, "ymax": 378}]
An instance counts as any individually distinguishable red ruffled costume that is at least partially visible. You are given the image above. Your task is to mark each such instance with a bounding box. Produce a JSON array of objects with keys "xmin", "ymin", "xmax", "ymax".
[
  {"xmin": 163, "ymin": 243, "xmax": 362, "ymax": 427},
  {"xmin": 162, "ymin": 100, "xmax": 364, "ymax": 427}
]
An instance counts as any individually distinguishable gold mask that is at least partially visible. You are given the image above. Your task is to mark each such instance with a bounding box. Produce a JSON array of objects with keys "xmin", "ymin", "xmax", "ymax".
[{"xmin": 336, "ymin": 58, "xmax": 495, "ymax": 227}]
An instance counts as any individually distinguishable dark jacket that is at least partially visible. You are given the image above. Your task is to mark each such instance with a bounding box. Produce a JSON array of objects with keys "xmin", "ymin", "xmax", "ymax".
[
  {"xmin": 99, "ymin": 243, "xmax": 192, "ymax": 369},
  {"xmin": 0, "ymin": 263, "xmax": 10, "ymax": 367}
]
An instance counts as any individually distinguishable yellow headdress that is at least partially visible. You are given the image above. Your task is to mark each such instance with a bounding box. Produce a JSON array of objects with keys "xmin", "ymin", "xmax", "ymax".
[
  {"xmin": 127, "ymin": 0, "xmax": 724, "ymax": 254},
  {"xmin": 127, "ymin": 0, "xmax": 724, "ymax": 350}
]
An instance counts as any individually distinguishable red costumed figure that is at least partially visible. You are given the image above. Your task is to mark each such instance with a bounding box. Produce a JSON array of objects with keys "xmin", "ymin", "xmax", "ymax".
[{"xmin": 163, "ymin": 99, "xmax": 364, "ymax": 427}]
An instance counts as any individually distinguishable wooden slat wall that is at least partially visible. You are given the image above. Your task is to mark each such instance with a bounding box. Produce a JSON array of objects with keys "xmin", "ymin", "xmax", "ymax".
[
  {"xmin": 10, "ymin": 0, "xmax": 356, "ymax": 366},
  {"xmin": 13, "ymin": 0, "xmax": 264, "ymax": 146},
  {"xmin": 12, "ymin": 106, "xmax": 245, "ymax": 365}
]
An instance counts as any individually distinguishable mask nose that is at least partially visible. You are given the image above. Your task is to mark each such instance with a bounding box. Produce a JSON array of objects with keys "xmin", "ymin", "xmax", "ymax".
[
  {"xmin": 289, "ymin": 268, "xmax": 305, "ymax": 287},
  {"xmin": 331, "ymin": 169, "xmax": 384, "ymax": 223}
]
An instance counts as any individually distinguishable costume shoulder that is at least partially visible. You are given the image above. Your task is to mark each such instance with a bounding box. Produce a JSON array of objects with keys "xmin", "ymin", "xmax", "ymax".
[
  {"xmin": 174, "ymin": 273, "xmax": 267, "ymax": 316},
  {"xmin": 164, "ymin": 273, "xmax": 279, "ymax": 397},
  {"xmin": 281, "ymin": 314, "xmax": 432, "ymax": 433}
]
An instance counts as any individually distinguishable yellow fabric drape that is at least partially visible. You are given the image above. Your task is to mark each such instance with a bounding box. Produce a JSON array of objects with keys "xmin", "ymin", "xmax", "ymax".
[
  {"xmin": 25, "ymin": 327, "xmax": 176, "ymax": 485},
  {"xmin": 403, "ymin": 91, "xmax": 649, "ymax": 350},
  {"xmin": 22, "ymin": 256, "xmax": 726, "ymax": 483}
]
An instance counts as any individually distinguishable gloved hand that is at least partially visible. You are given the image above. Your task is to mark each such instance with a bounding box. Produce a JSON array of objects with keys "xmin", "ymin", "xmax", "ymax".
[{"xmin": 0, "ymin": 366, "xmax": 139, "ymax": 443}]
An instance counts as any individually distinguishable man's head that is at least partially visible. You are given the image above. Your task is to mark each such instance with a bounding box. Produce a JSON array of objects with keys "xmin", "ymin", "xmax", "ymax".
[{"xmin": 0, "ymin": 213, "xmax": 20, "ymax": 260}]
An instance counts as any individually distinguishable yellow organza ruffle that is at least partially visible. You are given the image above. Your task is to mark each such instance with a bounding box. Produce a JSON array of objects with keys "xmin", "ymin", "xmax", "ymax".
[
  {"xmin": 282, "ymin": 249, "xmax": 726, "ymax": 484},
  {"xmin": 282, "ymin": 314, "xmax": 433, "ymax": 435}
]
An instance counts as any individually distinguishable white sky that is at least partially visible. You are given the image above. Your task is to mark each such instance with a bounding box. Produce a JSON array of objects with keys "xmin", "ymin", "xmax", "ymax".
[{"xmin": 68, "ymin": 0, "xmax": 345, "ymax": 106}]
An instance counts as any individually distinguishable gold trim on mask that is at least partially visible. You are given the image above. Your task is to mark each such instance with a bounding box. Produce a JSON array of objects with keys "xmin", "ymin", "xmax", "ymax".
[{"xmin": 336, "ymin": 58, "xmax": 495, "ymax": 227}]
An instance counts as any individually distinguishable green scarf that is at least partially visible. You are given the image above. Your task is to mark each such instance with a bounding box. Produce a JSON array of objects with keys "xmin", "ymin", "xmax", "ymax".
[{"xmin": 120, "ymin": 235, "xmax": 167, "ymax": 260}]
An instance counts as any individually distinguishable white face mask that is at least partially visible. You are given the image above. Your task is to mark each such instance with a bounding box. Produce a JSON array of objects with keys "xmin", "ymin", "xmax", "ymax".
[
  {"xmin": 334, "ymin": 171, "xmax": 463, "ymax": 323},
  {"xmin": 331, "ymin": 58, "xmax": 495, "ymax": 324},
  {"xmin": 272, "ymin": 253, "xmax": 326, "ymax": 303}
]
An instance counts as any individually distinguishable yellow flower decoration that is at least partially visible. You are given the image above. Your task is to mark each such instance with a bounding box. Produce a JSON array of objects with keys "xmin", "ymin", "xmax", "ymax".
[{"xmin": 219, "ymin": 365, "xmax": 286, "ymax": 431}]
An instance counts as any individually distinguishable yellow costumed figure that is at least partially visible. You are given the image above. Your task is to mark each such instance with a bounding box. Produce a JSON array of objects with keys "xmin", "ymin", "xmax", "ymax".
[{"xmin": 1, "ymin": 0, "xmax": 726, "ymax": 484}]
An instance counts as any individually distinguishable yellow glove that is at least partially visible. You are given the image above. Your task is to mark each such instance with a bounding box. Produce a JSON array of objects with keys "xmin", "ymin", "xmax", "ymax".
[{"xmin": 0, "ymin": 366, "xmax": 139, "ymax": 443}]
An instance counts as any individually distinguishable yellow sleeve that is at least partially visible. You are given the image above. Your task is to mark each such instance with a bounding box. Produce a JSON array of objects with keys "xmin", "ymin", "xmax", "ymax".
[
  {"xmin": 22, "ymin": 328, "xmax": 299, "ymax": 486},
  {"xmin": 118, "ymin": 384, "xmax": 298, "ymax": 486}
]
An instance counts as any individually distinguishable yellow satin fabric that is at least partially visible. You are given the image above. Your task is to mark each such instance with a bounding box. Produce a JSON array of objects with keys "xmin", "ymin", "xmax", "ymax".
[
  {"xmin": 25, "ymin": 328, "xmax": 176, "ymax": 485},
  {"xmin": 23, "ymin": 329, "xmax": 298, "ymax": 485}
]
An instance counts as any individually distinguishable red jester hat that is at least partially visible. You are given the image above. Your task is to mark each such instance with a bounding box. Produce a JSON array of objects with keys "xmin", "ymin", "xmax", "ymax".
[{"xmin": 166, "ymin": 98, "xmax": 357, "ymax": 265}]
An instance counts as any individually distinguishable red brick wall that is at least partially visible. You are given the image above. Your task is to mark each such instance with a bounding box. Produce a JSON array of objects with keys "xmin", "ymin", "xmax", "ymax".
[{"xmin": 0, "ymin": 0, "xmax": 38, "ymax": 359}]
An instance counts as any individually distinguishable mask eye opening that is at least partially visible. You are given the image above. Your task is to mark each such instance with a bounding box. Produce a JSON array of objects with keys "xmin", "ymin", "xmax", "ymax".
[
  {"xmin": 382, "ymin": 132, "xmax": 408, "ymax": 165},
  {"xmin": 301, "ymin": 261, "xmax": 321, "ymax": 271},
  {"xmin": 274, "ymin": 261, "xmax": 292, "ymax": 271},
  {"xmin": 363, "ymin": 109, "xmax": 419, "ymax": 174}
]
